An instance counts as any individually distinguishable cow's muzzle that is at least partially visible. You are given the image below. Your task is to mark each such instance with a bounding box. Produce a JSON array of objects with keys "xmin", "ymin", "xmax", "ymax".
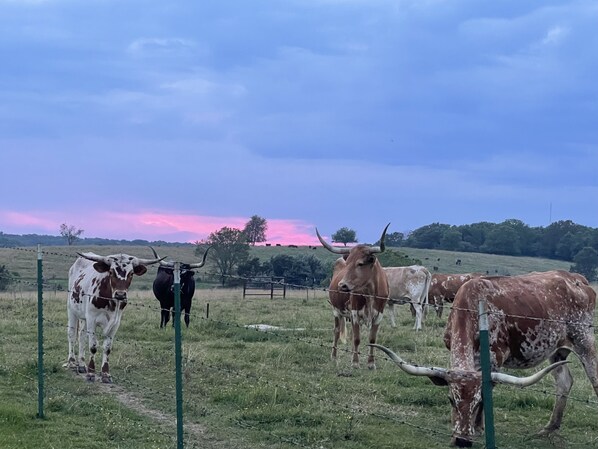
[
  {"xmin": 114, "ymin": 291, "xmax": 127, "ymax": 301},
  {"xmin": 338, "ymin": 282, "xmax": 351, "ymax": 292}
]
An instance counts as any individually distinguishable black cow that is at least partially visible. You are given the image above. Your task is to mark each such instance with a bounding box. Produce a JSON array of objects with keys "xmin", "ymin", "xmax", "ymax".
[{"xmin": 150, "ymin": 247, "xmax": 210, "ymax": 328}]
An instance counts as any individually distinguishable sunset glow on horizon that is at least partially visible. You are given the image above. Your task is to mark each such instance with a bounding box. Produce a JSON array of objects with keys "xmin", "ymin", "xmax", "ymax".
[{"xmin": 0, "ymin": 209, "xmax": 323, "ymax": 246}]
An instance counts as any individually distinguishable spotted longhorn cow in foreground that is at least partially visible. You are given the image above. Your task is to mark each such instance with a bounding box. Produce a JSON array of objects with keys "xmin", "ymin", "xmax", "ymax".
[
  {"xmin": 372, "ymin": 270, "xmax": 598, "ymax": 447},
  {"xmin": 317, "ymin": 224, "xmax": 390, "ymax": 369},
  {"xmin": 65, "ymin": 251, "xmax": 164, "ymax": 383}
]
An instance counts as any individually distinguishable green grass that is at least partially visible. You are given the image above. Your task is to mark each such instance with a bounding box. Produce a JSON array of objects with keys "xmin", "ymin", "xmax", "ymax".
[
  {"xmin": 2, "ymin": 283, "xmax": 598, "ymax": 449},
  {"xmin": 0, "ymin": 245, "xmax": 593, "ymax": 448}
]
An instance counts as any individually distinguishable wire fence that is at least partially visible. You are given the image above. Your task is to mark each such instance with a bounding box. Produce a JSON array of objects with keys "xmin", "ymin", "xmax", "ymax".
[{"xmin": 1, "ymin": 245, "xmax": 598, "ymax": 448}]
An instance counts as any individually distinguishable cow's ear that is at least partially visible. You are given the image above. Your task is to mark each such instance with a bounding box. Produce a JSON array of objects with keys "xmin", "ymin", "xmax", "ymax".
[
  {"xmin": 134, "ymin": 265, "xmax": 148, "ymax": 276},
  {"xmin": 93, "ymin": 262, "xmax": 110, "ymax": 273},
  {"xmin": 428, "ymin": 376, "xmax": 449, "ymax": 386}
]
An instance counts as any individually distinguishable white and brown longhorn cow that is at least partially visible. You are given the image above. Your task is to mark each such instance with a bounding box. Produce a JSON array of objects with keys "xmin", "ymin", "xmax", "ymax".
[
  {"xmin": 65, "ymin": 251, "xmax": 164, "ymax": 383},
  {"xmin": 371, "ymin": 270, "xmax": 598, "ymax": 447},
  {"xmin": 384, "ymin": 265, "xmax": 431, "ymax": 330},
  {"xmin": 427, "ymin": 272, "xmax": 482, "ymax": 318},
  {"xmin": 317, "ymin": 224, "xmax": 390, "ymax": 369}
]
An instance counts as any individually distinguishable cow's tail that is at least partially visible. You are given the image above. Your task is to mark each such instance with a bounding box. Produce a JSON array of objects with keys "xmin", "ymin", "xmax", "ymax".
[
  {"xmin": 423, "ymin": 270, "xmax": 432, "ymax": 316},
  {"xmin": 339, "ymin": 317, "xmax": 348, "ymax": 345}
]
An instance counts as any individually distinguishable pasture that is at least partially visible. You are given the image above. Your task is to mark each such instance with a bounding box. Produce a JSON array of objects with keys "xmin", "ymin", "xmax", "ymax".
[{"xmin": 2, "ymin": 282, "xmax": 598, "ymax": 449}]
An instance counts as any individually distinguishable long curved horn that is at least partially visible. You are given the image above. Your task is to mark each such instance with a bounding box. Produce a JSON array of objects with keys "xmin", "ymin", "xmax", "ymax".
[
  {"xmin": 369, "ymin": 344, "xmax": 449, "ymax": 380},
  {"xmin": 369, "ymin": 222, "xmax": 390, "ymax": 254},
  {"xmin": 134, "ymin": 255, "xmax": 166, "ymax": 266},
  {"xmin": 316, "ymin": 228, "xmax": 351, "ymax": 254},
  {"xmin": 491, "ymin": 360, "xmax": 570, "ymax": 387},
  {"xmin": 149, "ymin": 246, "xmax": 174, "ymax": 267},
  {"xmin": 77, "ymin": 252, "xmax": 111, "ymax": 264},
  {"xmin": 188, "ymin": 246, "xmax": 211, "ymax": 269}
]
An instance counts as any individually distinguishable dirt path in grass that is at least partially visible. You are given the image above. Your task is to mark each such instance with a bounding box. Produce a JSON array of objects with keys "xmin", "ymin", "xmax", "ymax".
[{"xmin": 72, "ymin": 374, "xmax": 246, "ymax": 449}]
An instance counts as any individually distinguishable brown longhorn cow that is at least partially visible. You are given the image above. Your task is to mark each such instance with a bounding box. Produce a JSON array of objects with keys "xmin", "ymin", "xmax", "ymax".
[
  {"xmin": 371, "ymin": 270, "xmax": 598, "ymax": 447},
  {"xmin": 317, "ymin": 224, "xmax": 390, "ymax": 369},
  {"xmin": 427, "ymin": 272, "xmax": 483, "ymax": 318}
]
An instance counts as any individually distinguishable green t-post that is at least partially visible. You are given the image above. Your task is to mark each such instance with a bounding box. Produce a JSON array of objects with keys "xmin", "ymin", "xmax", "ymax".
[
  {"xmin": 479, "ymin": 299, "xmax": 496, "ymax": 449},
  {"xmin": 37, "ymin": 245, "xmax": 44, "ymax": 419},
  {"xmin": 174, "ymin": 262, "xmax": 184, "ymax": 448}
]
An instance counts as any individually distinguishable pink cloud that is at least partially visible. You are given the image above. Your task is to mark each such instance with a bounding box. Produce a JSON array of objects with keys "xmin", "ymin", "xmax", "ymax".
[{"xmin": 0, "ymin": 209, "xmax": 322, "ymax": 245}]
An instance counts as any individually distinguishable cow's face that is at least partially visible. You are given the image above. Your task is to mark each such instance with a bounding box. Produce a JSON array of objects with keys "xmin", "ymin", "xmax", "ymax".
[
  {"xmin": 92, "ymin": 255, "xmax": 147, "ymax": 301},
  {"xmin": 447, "ymin": 372, "xmax": 484, "ymax": 447},
  {"xmin": 338, "ymin": 245, "xmax": 379, "ymax": 293}
]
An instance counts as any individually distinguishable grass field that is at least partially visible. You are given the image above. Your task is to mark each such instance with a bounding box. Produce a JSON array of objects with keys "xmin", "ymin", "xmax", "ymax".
[{"xmin": 0, "ymin": 245, "xmax": 593, "ymax": 449}]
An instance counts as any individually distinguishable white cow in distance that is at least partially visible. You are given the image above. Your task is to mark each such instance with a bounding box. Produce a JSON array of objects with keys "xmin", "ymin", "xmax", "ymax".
[{"xmin": 384, "ymin": 265, "xmax": 432, "ymax": 331}]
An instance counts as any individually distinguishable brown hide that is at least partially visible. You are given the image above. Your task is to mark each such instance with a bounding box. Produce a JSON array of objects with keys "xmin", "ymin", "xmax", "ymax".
[
  {"xmin": 328, "ymin": 245, "xmax": 389, "ymax": 369},
  {"xmin": 442, "ymin": 270, "xmax": 598, "ymax": 446},
  {"xmin": 428, "ymin": 273, "xmax": 483, "ymax": 318}
]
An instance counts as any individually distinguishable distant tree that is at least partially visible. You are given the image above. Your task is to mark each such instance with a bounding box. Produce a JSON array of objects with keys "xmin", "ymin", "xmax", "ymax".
[
  {"xmin": 570, "ymin": 247, "xmax": 598, "ymax": 282},
  {"xmin": 60, "ymin": 223, "xmax": 84, "ymax": 246},
  {"xmin": 331, "ymin": 227, "xmax": 357, "ymax": 246},
  {"xmin": 385, "ymin": 232, "xmax": 404, "ymax": 247},
  {"xmin": 439, "ymin": 227, "xmax": 463, "ymax": 251},
  {"xmin": 202, "ymin": 227, "xmax": 250, "ymax": 286},
  {"xmin": 243, "ymin": 215, "xmax": 268, "ymax": 246},
  {"xmin": 237, "ymin": 257, "xmax": 270, "ymax": 279},
  {"xmin": 269, "ymin": 254, "xmax": 327, "ymax": 287},
  {"xmin": 482, "ymin": 224, "xmax": 521, "ymax": 255},
  {"xmin": 404, "ymin": 223, "xmax": 451, "ymax": 249},
  {"xmin": 0, "ymin": 265, "xmax": 13, "ymax": 291}
]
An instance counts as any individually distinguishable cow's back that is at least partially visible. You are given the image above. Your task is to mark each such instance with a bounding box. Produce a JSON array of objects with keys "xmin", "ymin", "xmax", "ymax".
[{"xmin": 384, "ymin": 265, "xmax": 430, "ymax": 300}]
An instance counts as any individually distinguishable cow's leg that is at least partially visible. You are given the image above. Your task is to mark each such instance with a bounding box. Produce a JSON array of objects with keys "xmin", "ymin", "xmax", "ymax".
[
  {"xmin": 100, "ymin": 335, "xmax": 113, "ymax": 384},
  {"xmin": 539, "ymin": 348, "xmax": 573, "ymax": 435},
  {"xmin": 436, "ymin": 300, "xmax": 444, "ymax": 318},
  {"xmin": 387, "ymin": 303, "xmax": 397, "ymax": 328},
  {"xmin": 331, "ymin": 316, "xmax": 341, "ymax": 360},
  {"xmin": 350, "ymin": 310, "xmax": 361, "ymax": 368},
  {"xmin": 183, "ymin": 303, "xmax": 191, "ymax": 328},
  {"xmin": 65, "ymin": 310, "xmax": 79, "ymax": 370},
  {"xmin": 86, "ymin": 323, "xmax": 98, "ymax": 382},
  {"xmin": 573, "ymin": 334, "xmax": 598, "ymax": 398},
  {"xmin": 367, "ymin": 310, "xmax": 384, "ymax": 370},
  {"xmin": 412, "ymin": 304, "xmax": 424, "ymax": 331},
  {"xmin": 76, "ymin": 319, "xmax": 87, "ymax": 373}
]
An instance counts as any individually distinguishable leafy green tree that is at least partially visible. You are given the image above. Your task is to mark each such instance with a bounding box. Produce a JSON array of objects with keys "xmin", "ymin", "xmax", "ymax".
[
  {"xmin": 243, "ymin": 215, "xmax": 268, "ymax": 246},
  {"xmin": 331, "ymin": 227, "xmax": 357, "ymax": 246},
  {"xmin": 570, "ymin": 247, "xmax": 598, "ymax": 282},
  {"xmin": 482, "ymin": 224, "xmax": 521, "ymax": 255},
  {"xmin": 269, "ymin": 254, "xmax": 327, "ymax": 287},
  {"xmin": 237, "ymin": 257, "xmax": 270, "ymax": 279},
  {"xmin": 385, "ymin": 232, "xmax": 404, "ymax": 247},
  {"xmin": 439, "ymin": 227, "xmax": 462, "ymax": 251},
  {"xmin": 60, "ymin": 223, "xmax": 84, "ymax": 245},
  {"xmin": 202, "ymin": 227, "xmax": 250, "ymax": 286},
  {"xmin": 404, "ymin": 223, "xmax": 451, "ymax": 249}
]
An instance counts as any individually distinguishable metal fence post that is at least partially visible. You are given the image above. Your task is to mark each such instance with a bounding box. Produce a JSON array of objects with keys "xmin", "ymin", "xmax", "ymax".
[
  {"xmin": 37, "ymin": 244, "xmax": 45, "ymax": 419},
  {"xmin": 174, "ymin": 262, "xmax": 184, "ymax": 449},
  {"xmin": 479, "ymin": 298, "xmax": 496, "ymax": 449}
]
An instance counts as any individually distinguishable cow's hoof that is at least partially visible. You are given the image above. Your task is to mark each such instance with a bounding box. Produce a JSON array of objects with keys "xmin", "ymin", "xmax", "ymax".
[
  {"xmin": 77, "ymin": 366, "xmax": 87, "ymax": 374},
  {"xmin": 368, "ymin": 363, "xmax": 377, "ymax": 370},
  {"xmin": 86, "ymin": 373, "xmax": 95, "ymax": 382},
  {"xmin": 101, "ymin": 375, "xmax": 112, "ymax": 384}
]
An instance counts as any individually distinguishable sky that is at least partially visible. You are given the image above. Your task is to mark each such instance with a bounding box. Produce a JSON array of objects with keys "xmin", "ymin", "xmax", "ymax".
[{"xmin": 1, "ymin": 0, "xmax": 597, "ymax": 245}]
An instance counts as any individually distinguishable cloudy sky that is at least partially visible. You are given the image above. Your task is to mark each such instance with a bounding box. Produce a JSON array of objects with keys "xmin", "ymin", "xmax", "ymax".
[{"xmin": 1, "ymin": 0, "xmax": 597, "ymax": 245}]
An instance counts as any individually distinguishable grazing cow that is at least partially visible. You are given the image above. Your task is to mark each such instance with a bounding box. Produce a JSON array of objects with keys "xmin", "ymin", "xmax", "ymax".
[
  {"xmin": 317, "ymin": 224, "xmax": 390, "ymax": 369},
  {"xmin": 65, "ymin": 251, "xmax": 164, "ymax": 383},
  {"xmin": 371, "ymin": 270, "xmax": 598, "ymax": 447},
  {"xmin": 150, "ymin": 246, "xmax": 210, "ymax": 328},
  {"xmin": 384, "ymin": 265, "xmax": 431, "ymax": 331},
  {"xmin": 427, "ymin": 273, "xmax": 482, "ymax": 318}
]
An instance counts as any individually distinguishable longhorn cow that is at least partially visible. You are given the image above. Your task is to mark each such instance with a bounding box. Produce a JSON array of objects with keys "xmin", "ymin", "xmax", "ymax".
[
  {"xmin": 65, "ymin": 251, "xmax": 164, "ymax": 383},
  {"xmin": 427, "ymin": 272, "xmax": 483, "ymax": 318},
  {"xmin": 371, "ymin": 270, "xmax": 598, "ymax": 446},
  {"xmin": 150, "ymin": 246, "xmax": 211, "ymax": 328},
  {"xmin": 384, "ymin": 265, "xmax": 431, "ymax": 330},
  {"xmin": 317, "ymin": 224, "xmax": 390, "ymax": 369}
]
